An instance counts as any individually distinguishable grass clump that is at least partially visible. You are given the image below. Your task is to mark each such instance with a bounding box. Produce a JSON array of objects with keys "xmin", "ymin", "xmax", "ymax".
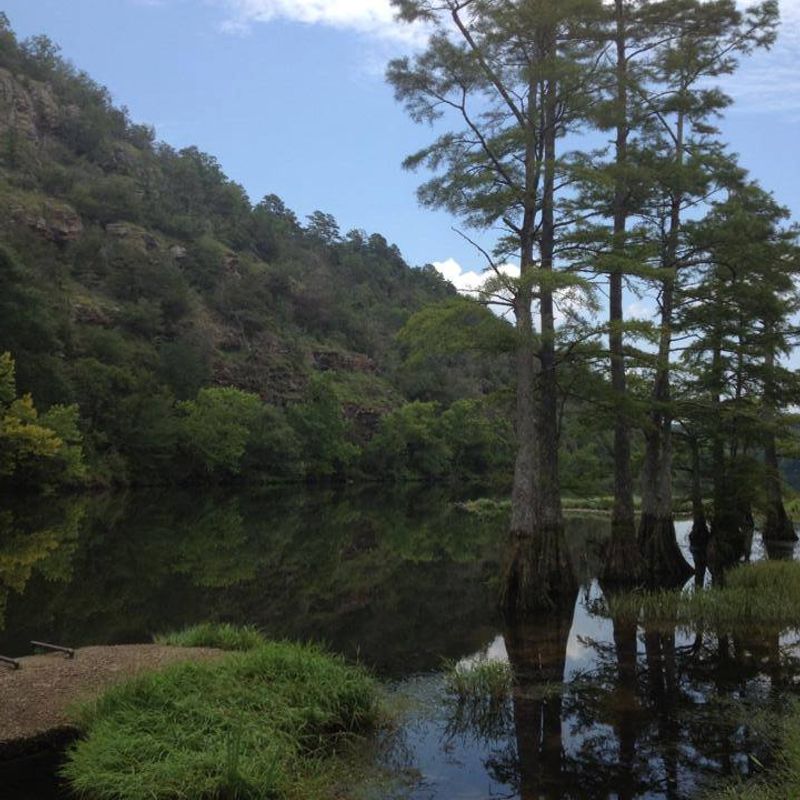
[
  {"xmin": 604, "ymin": 561, "xmax": 800, "ymax": 630},
  {"xmin": 445, "ymin": 657, "xmax": 513, "ymax": 704},
  {"xmin": 443, "ymin": 658, "xmax": 514, "ymax": 741},
  {"xmin": 706, "ymin": 703, "xmax": 800, "ymax": 799},
  {"xmin": 62, "ymin": 641, "xmax": 381, "ymax": 800},
  {"xmin": 155, "ymin": 622, "xmax": 266, "ymax": 651}
]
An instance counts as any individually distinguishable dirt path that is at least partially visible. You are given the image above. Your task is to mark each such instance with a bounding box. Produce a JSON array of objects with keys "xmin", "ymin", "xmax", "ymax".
[{"xmin": 0, "ymin": 644, "xmax": 223, "ymax": 757}]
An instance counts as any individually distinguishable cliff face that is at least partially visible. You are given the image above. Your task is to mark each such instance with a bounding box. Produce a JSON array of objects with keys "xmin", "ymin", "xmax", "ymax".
[
  {"xmin": 0, "ymin": 21, "xmax": 460, "ymax": 475},
  {"xmin": 0, "ymin": 65, "xmax": 62, "ymax": 142}
]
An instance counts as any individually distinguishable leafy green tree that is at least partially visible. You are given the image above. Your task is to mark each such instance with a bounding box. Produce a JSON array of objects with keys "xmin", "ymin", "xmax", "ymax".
[
  {"xmin": 288, "ymin": 376, "xmax": 359, "ymax": 479},
  {"xmin": 631, "ymin": 0, "xmax": 776, "ymax": 584},
  {"xmin": 366, "ymin": 402, "xmax": 451, "ymax": 480},
  {"xmin": 681, "ymin": 182, "xmax": 800, "ymax": 561},
  {"xmin": 243, "ymin": 405, "xmax": 302, "ymax": 481},
  {"xmin": 178, "ymin": 387, "xmax": 265, "ymax": 478},
  {"xmin": 440, "ymin": 399, "xmax": 514, "ymax": 480},
  {"xmin": 0, "ymin": 352, "xmax": 85, "ymax": 489}
]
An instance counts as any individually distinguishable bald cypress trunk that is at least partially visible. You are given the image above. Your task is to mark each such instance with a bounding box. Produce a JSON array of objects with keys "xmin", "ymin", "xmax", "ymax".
[
  {"xmin": 536, "ymin": 41, "xmax": 576, "ymax": 606},
  {"xmin": 502, "ymin": 262, "xmax": 542, "ymax": 616},
  {"xmin": 603, "ymin": 0, "xmax": 644, "ymax": 586},
  {"xmin": 688, "ymin": 434, "xmax": 709, "ymax": 549},
  {"xmin": 638, "ymin": 281, "xmax": 691, "ymax": 586},
  {"xmin": 638, "ymin": 109, "xmax": 691, "ymax": 587},
  {"xmin": 762, "ymin": 334, "xmax": 796, "ymax": 543}
]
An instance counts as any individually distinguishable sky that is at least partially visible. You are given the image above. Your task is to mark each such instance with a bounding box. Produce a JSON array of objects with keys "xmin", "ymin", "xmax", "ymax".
[{"xmin": 2, "ymin": 0, "xmax": 800, "ymax": 289}]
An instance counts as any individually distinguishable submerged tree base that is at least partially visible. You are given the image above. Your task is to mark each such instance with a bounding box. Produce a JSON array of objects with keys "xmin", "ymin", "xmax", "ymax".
[
  {"xmin": 601, "ymin": 519, "xmax": 645, "ymax": 587},
  {"xmin": 500, "ymin": 525, "xmax": 577, "ymax": 617},
  {"xmin": 764, "ymin": 512, "xmax": 798, "ymax": 543},
  {"xmin": 638, "ymin": 514, "xmax": 693, "ymax": 588}
]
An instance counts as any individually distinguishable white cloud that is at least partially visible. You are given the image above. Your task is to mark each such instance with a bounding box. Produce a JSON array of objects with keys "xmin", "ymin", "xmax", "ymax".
[
  {"xmin": 219, "ymin": 0, "xmax": 427, "ymax": 44},
  {"xmin": 431, "ymin": 257, "xmax": 490, "ymax": 293},
  {"xmin": 432, "ymin": 257, "xmax": 521, "ymax": 319},
  {"xmin": 720, "ymin": 0, "xmax": 800, "ymax": 114}
]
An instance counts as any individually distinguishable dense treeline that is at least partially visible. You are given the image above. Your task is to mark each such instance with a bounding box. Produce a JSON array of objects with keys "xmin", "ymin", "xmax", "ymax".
[
  {"xmin": 0, "ymin": 14, "xmax": 517, "ymax": 490},
  {"xmin": 390, "ymin": 0, "xmax": 800, "ymax": 610}
]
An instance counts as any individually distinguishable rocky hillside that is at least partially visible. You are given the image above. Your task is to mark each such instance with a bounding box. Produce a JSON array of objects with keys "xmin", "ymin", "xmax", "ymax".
[{"xmin": 0, "ymin": 17, "xmax": 514, "ymax": 485}]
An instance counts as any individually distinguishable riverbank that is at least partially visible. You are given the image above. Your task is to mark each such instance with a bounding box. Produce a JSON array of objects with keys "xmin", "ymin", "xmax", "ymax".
[
  {"xmin": 62, "ymin": 635, "xmax": 383, "ymax": 800},
  {"xmin": 0, "ymin": 644, "xmax": 223, "ymax": 758}
]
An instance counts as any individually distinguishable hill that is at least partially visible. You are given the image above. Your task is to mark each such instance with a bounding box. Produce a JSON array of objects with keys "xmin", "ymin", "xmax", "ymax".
[{"xmin": 0, "ymin": 15, "xmax": 513, "ymax": 488}]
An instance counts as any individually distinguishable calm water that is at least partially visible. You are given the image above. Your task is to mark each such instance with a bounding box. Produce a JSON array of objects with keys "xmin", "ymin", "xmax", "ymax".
[{"xmin": 1, "ymin": 487, "xmax": 797, "ymax": 799}]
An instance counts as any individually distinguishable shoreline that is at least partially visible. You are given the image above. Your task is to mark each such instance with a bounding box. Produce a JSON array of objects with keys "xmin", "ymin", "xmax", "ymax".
[{"xmin": 0, "ymin": 644, "xmax": 223, "ymax": 759}]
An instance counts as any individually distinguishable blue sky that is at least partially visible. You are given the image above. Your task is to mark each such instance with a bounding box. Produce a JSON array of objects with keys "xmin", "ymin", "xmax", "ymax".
[{"xmin": 3, "ymin": 0, "xmax": 800, "ymax": 287}]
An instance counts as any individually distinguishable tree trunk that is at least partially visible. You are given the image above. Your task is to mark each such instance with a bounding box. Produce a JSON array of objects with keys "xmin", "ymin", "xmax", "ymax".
[
  {"xmin": 638, "ymin": 109, "xmax": 691, "ymax": 587},
  {"xmin": 709, "ymin": 335, "xmax": 751, "ymax": 570},
  {"xmin": 603, "ymin": 0, "xmax": 644, "ymax": 585},
  {"xmin": 502, "ymin": 279, "xmax": 543, "ymax": 616},
  {"xmin": 688, "ymin": 433, "xmax": 709, "ymax": 549},
  {"xmin": 532, "ymin": 32, "xmax": 575, "ymax": 608},
  {"xmin": 638, "ymin": 288, "xmax": 691, "ymax": 586},
  {"xmin": 762, "ymin": 336, "xmax": 796, "ymax": 542}
]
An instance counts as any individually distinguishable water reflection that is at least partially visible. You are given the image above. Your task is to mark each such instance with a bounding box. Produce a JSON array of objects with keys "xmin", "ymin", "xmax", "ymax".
[
  {"xmin": 403, "ymin": 571, "xmax": 800, "ymax": 800},
  {"xmin": 2, "ymin": 491, "xmax": 798, "ymax": 799},
  {"xmin": 0, "ymin": 487, "xmax": 505, "ymax": 672}
]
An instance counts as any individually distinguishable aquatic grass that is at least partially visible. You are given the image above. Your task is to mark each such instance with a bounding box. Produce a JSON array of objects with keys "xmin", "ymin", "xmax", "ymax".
[
  {"xmin": 62, "ymin": 641, "xmax": 382, "ymax": 800},
  {"xmin": 602, "ymin": 561, "xmax": 800, "ymax": 631},
  {"xmin": 155, "ymin": 623, "xmax": 266, "ymax": 651},
  {"xmin": 444, "ymin": 657, "xmax": 514, "ymax": 704},
  {"xmin": 443, "ymin": 658, "xmax": 514, "ymax": 742},
  {"xmin": 458, "ymin": 495, "xmax": 692, "ymax": 517},
  {"xmin": 706, "ymin": 702, "xmax": 800, "ymax": 799}
]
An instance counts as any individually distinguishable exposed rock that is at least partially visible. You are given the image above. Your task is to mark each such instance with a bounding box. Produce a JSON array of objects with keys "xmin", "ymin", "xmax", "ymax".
[
  {"xmin": 105, "ymin": 222, "xmax": 160, "ymax": 252},
  {"xmin": 223, "ymin": 252, "xmax": 240, "ymax": 277},
  {"xmin": 170, "ymin": 244, "xmax": 188, "ymax": 261},
  {"xmin": 71, "ymin": 300, "xmax": 113, "ymax": 327},
  {"xmin": 343, "ymin": 405, "xmax": 383, "ymax": 441},
  {"xmin": 42, "ymin": 201, "xmax": 83, "ymax": 242},
  {"xmin": 0, "ymin": 68, "xmax": 59, "ymax": 141},
  {"xmin": 1, "ymin": 191, "xmax": 84, "ymax": 243},
  {"xmin": 312, "ymin": 350, "xmax": 376, "ymax": 373}
]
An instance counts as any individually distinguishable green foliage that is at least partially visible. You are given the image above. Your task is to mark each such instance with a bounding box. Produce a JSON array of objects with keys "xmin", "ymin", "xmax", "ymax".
[
  {"xmin": 365, "ymin": 398, "xmax": 513, "ymax": 482},
  {"xmin": 155, "ymin": 623, "xmax": 266, "ymax": 652},
  {"xmin": 178, "ymin": 387, "xmax": 263, "ymax": 475},
  {"xmin": 705, "ymin": 701, "xmax": 800, "ymax": 799},
  {"xmin": 441, "ymin": 399, "xmax": 513, "ymax": 478},
  {"xmin": 366, "ymin": 401, "xmax": 451, "ymax": 480},
  {"xmin": 444, "ymin": 657, "xmax": 513, "ymax": 705},
  {"xmin": 288, "ymin": 375, "xmax": 360, "ymax": 478},
  {"xmin": 0, "ymin": 352, "xmax": 86, "ymax": 489},
  {"xmin": 62, "ymin": 641, "xmax": 381, "ymax": 800}
]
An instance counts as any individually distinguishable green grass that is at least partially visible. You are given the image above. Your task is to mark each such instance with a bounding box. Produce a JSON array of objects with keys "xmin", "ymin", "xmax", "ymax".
[
  {"xmin": 444, "ymin": 657, "xmax": 513, "ymax": 704},
  {"xmin": 706, "ymin": 703, "xmax": 800, "ymax": 799},
  {"xmin": 155, "ymin": 622, "xmax": 266, "ymax": 651},
  {"xmin": 457, "ymin": 495, "xmax": 693, "ymax": 517},
  {"xmin": 603, "ymin": 561, "xmax": 800, "ymax": 630},
  {"xmin": 62, "ymin": 641, "xmax": 382, "ymax": 800}
]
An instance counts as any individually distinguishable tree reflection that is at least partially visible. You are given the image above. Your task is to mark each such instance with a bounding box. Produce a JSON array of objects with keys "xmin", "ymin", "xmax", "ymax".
[{"xmin": 503, "ymin": 597, "xmax": 578, "ymax": 799}]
